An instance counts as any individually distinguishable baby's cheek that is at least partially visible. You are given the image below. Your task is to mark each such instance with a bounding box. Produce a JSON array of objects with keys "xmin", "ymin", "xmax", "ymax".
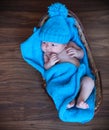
[{"xmin": 42, "ymin": 45, "xmax": 46, "ymax": 52}]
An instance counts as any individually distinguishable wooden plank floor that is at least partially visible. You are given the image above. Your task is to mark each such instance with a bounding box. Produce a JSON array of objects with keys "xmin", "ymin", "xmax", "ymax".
[{"xmin": 0, "ymin": 0, "xmax": 109, "ymax": 130}]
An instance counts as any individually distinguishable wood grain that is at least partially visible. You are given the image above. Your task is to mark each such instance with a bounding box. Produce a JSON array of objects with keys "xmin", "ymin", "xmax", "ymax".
[{"xmin": 0, "ymin": 0, "xmax": 109, "ymax": 130}]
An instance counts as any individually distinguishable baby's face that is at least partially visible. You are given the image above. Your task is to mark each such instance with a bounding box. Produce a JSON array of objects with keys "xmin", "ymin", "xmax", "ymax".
[{"xmin": 41, "ymin": 42, "xmax": 66, "ymax": 54}]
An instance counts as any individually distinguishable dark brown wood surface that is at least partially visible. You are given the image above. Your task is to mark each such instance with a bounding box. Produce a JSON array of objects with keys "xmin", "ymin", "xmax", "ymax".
[{"xmin": 0, "ymin": 0, "xmax": 109, "ymax": 130}]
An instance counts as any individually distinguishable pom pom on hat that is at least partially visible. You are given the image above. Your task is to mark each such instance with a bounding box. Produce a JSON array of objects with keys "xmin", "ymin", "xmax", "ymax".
[
  {"xmin": 48, "ymin": 2, "xmax": 68, "ymax": 17},
  {"xmin": 39, "ymin": 3, "xmax": 71, "ymax": 44}
]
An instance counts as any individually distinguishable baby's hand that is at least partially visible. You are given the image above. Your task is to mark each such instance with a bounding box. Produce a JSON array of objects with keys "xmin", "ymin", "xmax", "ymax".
[
  {"xmin": 66, "ymin": 47, "xmax": 80, "ymax": 58},
  {"xmin": 49, "ymin": 53, "xmax": 60, "ymax": 67}
]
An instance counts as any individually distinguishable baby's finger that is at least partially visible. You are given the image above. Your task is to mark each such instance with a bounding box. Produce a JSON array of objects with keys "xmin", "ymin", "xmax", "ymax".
[
  {"xmin": 51, "ymin": 55, "xmax": 58, "ymax": 61},
  {"xmin": 67, "ymin": 50, "xmax": 75, "ymax": 55},
  {"xmin": 53, "ymin": 56, "xmax": 60, "ymax": 61},
  {"xmin": 67, "ymin": 51, "xmax": 77, "ymax": 58},
  {"xmin": 50, "ymin": 54, "xmax": 57, "ymax": 59},
  {"xmin": 66, "ymin": 47, "xmax": 72, "ymax": 52},
  {"xmin": 50, "ymin": 55, "xmax": 59, "ymax": 62},
  {"xmin": 66, "ymin": 48, "xmax": 75, "ymax": 53},
  {"xmin": 54, "ymin": 58, "xmax": 60, "ymax": 64},
  {"xmin": 68, "ymin": 54, "xmax": 75, "ymax": 58},
  {"xmin": 51, "ymin": 53, "xmax": 57, "ymax": 57},
  {"xmin": 50, "ymin": 58, "xmax": 59, "ymax": 66}
]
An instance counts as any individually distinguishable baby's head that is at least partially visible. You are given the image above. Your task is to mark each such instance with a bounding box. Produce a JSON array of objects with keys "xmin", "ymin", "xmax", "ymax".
[
  {"xmin": 41, "ymin": 41, "xmax": 66, "ymax": 54},
  {"xmin": 39, "ymin": 3, "xmax": 72, "ymax": 53}
]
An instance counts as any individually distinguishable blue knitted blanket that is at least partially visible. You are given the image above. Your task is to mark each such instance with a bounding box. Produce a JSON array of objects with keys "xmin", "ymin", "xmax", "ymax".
[
  {"xmin": 20, "ymin": 18, "xmax": 95, "ymax": 123},
  {"xmin": 44, "ymin": 62, "xmax": 95, "ymax": 123}
]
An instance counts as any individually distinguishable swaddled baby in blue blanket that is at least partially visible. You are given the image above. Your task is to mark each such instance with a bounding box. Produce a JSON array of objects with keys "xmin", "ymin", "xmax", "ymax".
[
  {"xmin": 20, "ymin": 2, "xmax": 95, "ymax": 123},
  {"xmin": 42, "ymin": 40, "xmax": 94, "ymax": 109}
]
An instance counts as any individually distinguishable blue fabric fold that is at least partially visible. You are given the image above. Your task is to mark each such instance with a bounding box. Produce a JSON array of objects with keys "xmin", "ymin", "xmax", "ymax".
[
  {"xmin": 20, "ymin": 17, "xmax": 95, "ymax": 123},
  {"xmin": 20, "ymin": 28, "xmax": 45, "ymax": 77}
]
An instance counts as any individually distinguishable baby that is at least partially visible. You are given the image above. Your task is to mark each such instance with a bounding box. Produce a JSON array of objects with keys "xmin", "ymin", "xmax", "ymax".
[
  {"xmin": 41, "ymin": 41, "xmax": 94, "ymax": 109},
  {"xmin": 42, "ymin": 41, "xmax": 83, "ymax": 69},
  {"xmin": 39, "ymin": 2, "xmax": 94, "ymax": 109}
]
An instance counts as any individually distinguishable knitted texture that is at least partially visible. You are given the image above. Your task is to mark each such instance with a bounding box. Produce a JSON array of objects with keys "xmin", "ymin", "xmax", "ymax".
[
  {"xmin": 39, "ymin": 3, "xmax": 71, "ymax": 44},
  {"xmin": 48, "ymin": 2, "xmax": 68, "ymax": 17}
]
